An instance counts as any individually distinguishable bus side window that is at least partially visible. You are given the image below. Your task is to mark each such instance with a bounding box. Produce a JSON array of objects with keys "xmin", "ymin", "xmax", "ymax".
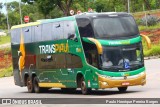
[
  {"xmin": 11, "ymin": 29, "xmax": 20, "ymax": 44},
  {"xmin": 85, "ymin": 53, "xmax": 92, "ymax": 64},
  {"xmin": 64, "ymin": 21, "xmax": 76, "ymax": 39},
  {"xmin": 52, "ymin": 22, "xmax": 64, "ymax": 40},
  {"xmin": 13, "ymin": 28, "xmax": 21, "ymax": 44},
  {"xmin": 35, "ymin": 25, "xmax": 42, "ymax": 42},
  {"xmin": 71, "ymin": 54, "xmax": 83, "ymax": 68},
  {"xmin": 76, "ymin": 18, "xmax": 94, "ymax": 37},
  {"xmin": 42, "ymin": 23, "xmax": 52, "ymax": 41},
  {"xmin": 65, "ymin": 53, "xmax": 72, "ymax": 68},
  {"xmin": 66, "ymin": 53, "xmax": 83, "ymax": 68},
  {"xmin": 23, "ymin": 27, "xmax": 32, "ymax": 43},
  {"xmin": 37, "ymin": 54, "xmax": 56, "ymax": 69},
  {"xmin": 31, "ymin": 26, "xmax": 35, "ymax": 42},
  {"xmin": 54, "ymin": 54, "xmax": 66, "ymax": 69}
]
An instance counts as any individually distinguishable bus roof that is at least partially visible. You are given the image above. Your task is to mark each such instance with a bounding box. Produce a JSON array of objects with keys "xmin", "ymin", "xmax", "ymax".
[
  {"xmin": 75, "ymin": 12, "xmax": 132, "ymax": 19},
  {"xmin": 11, "ymin": 12, "xmax": 131, "ymax": 30},
  {"xmin": 11, "ymin": 16, "xmax": 76, "ymax": 30}
]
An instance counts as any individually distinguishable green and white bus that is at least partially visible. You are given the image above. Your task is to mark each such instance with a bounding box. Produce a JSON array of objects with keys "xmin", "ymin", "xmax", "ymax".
[{"xmin": 11, "ymin": 12, "xmax": 148, "ymax": 94}]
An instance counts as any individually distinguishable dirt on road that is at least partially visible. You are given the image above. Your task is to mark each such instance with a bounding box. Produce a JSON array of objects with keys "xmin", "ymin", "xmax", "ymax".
[
  {"xmin": 0, "ymin": 49, "xmax": 12, "ymax": 70},
  {"xmin": 140, "ymin": 29, "xmax": 160, "ymax": 44}
]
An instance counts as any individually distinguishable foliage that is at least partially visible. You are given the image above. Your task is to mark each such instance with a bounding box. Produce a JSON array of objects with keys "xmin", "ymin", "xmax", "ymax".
[
  {"xmin": 36, "ymin": 0, "xmax": 56, "ymax": 18},
  {"xmin": 95, "ymin": 0, "xmax": 125, "ymax": 12},
  {"xmin": 0, "ymin": 66, "xmax": 13, "ymax": 78},
  {"xmin": 0, "ymin": 35, "xmax": 10, "ymax": 45},
  {"xmin": 140, "ymin": 15, "xmax": 159, "ymax": 26},
  {"xmin": 138, "ymin": 23, "xmax": 160, "ymax": 31},
  {"xmin": 23, "ymin": 0, "xmax": 73, "ymax": 17},
  {"xmin": 0, "ymin": 0, "xmax": 160, "ymax": 29},
  {"xmin": 144, "ymin": 44, "xmax": 160, "ymax": 57},
  {"xmin": 0, "ymin": 1, "xmax": 44, "ymax": 29}
]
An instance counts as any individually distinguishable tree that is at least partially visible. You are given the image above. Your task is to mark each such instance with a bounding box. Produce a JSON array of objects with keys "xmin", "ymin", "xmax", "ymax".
[
  {"xmin": 22, "ymin": 0, "xmax": 73, "ymax": 17},
  {"xmin": 143, "ymin": 0, "xmax": 151, "ymax": 10},
  {"xmin": 95, "ymin": 0, "xmax": 125, "ymax": 12},
  {"xmin": 36, "ymin": 0, "xmax": 56, "ymax": 18},
  {"xmin": 3, "ymin": 1, "xmax": 44, "ymax": 27},
  {"xmin": 56, "ymin": 0, "xmax": 73, "ymax": 16}
]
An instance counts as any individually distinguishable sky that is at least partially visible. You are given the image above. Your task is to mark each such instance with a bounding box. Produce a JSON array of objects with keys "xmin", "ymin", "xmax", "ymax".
[
  {"xmin": 0, "ymin": 0, "xmax": 19, "ymax": 3},
  {"xmin": 0, "ymin": 0, "xmax": 19, "ymax": 14}
]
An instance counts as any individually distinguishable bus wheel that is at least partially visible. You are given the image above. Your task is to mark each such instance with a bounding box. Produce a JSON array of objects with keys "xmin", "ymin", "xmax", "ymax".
[
  {"xmin": 80, "ymin": 77, "xmax": 91, "ymax": 95},
  {"xmin": 26, "ymin": 77, "xmax": 34, "ymax": 93},
  {"xmin": 118, "ymin": 87, "xmax": 128, "ymax": 92},
  {"xmin": 33, "ymin": 77, "xmax": 42, "ymax": 93}
]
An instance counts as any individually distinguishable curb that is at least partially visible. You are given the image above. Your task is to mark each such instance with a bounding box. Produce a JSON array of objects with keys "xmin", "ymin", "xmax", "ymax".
[{"xmin": 144, "ymin": 55, "xmax": 160, "ymax": 60}]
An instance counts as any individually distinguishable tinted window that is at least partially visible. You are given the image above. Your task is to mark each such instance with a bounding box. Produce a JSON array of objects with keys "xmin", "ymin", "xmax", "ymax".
[
  {"xmin": 64, "ymin": 21, "xmax": 75, "ymax": 39},
  {"xmin": 72, "ymin": 54, "xmax": 83, "ymax": 68},
  {"xmin": 42, "ymin": 23, "xmax": 52, "ymax": 41},
  {"xmin": 31, "ymin": 26, "xmax": 35, "ymax": 42},
  {"xmin": 37, "ymin": 54, "xmax": 56, "ymax": 69},
  {"xmin": 93, "ymin": 16, "xmax": 139, "ymax": 38},
  {"xmin": 66, "ymin": 54, "xmax": 83, "ymax": 68},
  {"xmin": 37, "ymin": 53, "xmax": 82, "ymax": 69},
  {"xmin": 76, "ymin": 18, "xmax": 94, "ymax": 37},
  {"xmin": 52, "ymin": 22, "xmax": 64, "ymax": 40},
  {"xmin": 23, "ymin": 27, "xmax": 32, "ymax": 43},
  {"xmin": 11, "ymin": 28, "xmax": 21, "ymax": 44},
  {"xmin": 35, "ymin": 25, "xmax": 42, "ymax": 42}
]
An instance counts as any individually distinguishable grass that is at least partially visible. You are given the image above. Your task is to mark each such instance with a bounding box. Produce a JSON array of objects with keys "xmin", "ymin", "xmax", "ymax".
[
  {"xmin": 132, "ymin": 9, "xmax": 160, "ymax": 19},
  {"xmin": 143, "ymin": 44, "xmax": 160, "ymax": 57},
  {"xmin": 0, "ymin": 66, "xmax": 13, "ymax": 78},
  {"xmin": 142, "ymin": 39, "xmax": 160, "ymax": 57},
  {"xmin": 0, "ymin": 35, "xmax": 11, "ymax": 45},
  {"xmin": 138, "ymin": 23, "xmax": 160, "ymax": 31}
]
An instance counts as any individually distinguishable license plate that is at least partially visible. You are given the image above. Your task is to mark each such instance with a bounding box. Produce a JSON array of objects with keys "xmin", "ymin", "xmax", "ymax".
[{"xmin": 122, "ymin": 82, "xmax": 130, "ymax": 86}]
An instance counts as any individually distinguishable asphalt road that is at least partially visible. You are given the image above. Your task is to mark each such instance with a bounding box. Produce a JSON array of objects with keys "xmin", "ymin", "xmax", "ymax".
[{"xmin": 0, "ymin": 58, "xmax": 160, "ymax": 107}]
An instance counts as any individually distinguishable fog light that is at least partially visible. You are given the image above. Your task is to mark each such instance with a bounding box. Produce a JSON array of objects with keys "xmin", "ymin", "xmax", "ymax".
[{"xmin": 102, "ymin": 82, "xmax": 108, "ymax": 86}]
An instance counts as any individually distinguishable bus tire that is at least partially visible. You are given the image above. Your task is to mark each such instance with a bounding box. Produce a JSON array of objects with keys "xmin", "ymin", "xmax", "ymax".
[
  {"xmin": 118, "ymin": 87, "xmax": 128, "ymax": 92},
  {"xmin": 33, "ymin": 77, "xmax": 42, "ymax": 93},
  {"xmin": 80, "ymin": 77, "xmax": 91, "ymax": 95},
  {"xmin": 26, "ymin": 77, "xmax": 34, "ymax": 93}
]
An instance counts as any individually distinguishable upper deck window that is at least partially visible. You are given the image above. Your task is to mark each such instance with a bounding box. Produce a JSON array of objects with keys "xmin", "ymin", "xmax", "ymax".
[
  {"xmin": 76, "ymin": 18, "xmax": 94, "ymax": 37},
  {"xmin": 93, "ymin": 16, "xmax": 139, "ymax": 39}
]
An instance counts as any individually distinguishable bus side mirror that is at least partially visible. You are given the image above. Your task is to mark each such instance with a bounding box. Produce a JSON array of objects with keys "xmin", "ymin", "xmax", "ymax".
[{"xmin": 141, "ymin": 34, "xmax": 151, "ymax": 49}]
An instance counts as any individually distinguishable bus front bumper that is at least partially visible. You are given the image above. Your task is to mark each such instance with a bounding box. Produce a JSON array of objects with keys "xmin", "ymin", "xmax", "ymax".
[{"xmin": 98, "ymin": 72, "xmax": 146, "ymax": 89}]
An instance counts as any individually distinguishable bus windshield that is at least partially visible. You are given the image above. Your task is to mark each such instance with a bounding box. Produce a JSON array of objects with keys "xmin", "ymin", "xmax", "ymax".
[
  {"xmin": 93, "ymin": 16, "xmax": 139, "ymax": 38},
  {"xmin": 101, "ymin": 43, "xmax": 143, "ymax": 72}
]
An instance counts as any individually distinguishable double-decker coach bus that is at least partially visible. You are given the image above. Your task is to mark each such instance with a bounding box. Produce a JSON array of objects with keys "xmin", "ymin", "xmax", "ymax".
[{"xmin": 11, "ymin": 12, "xmax": 150, "ymax": 94}]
